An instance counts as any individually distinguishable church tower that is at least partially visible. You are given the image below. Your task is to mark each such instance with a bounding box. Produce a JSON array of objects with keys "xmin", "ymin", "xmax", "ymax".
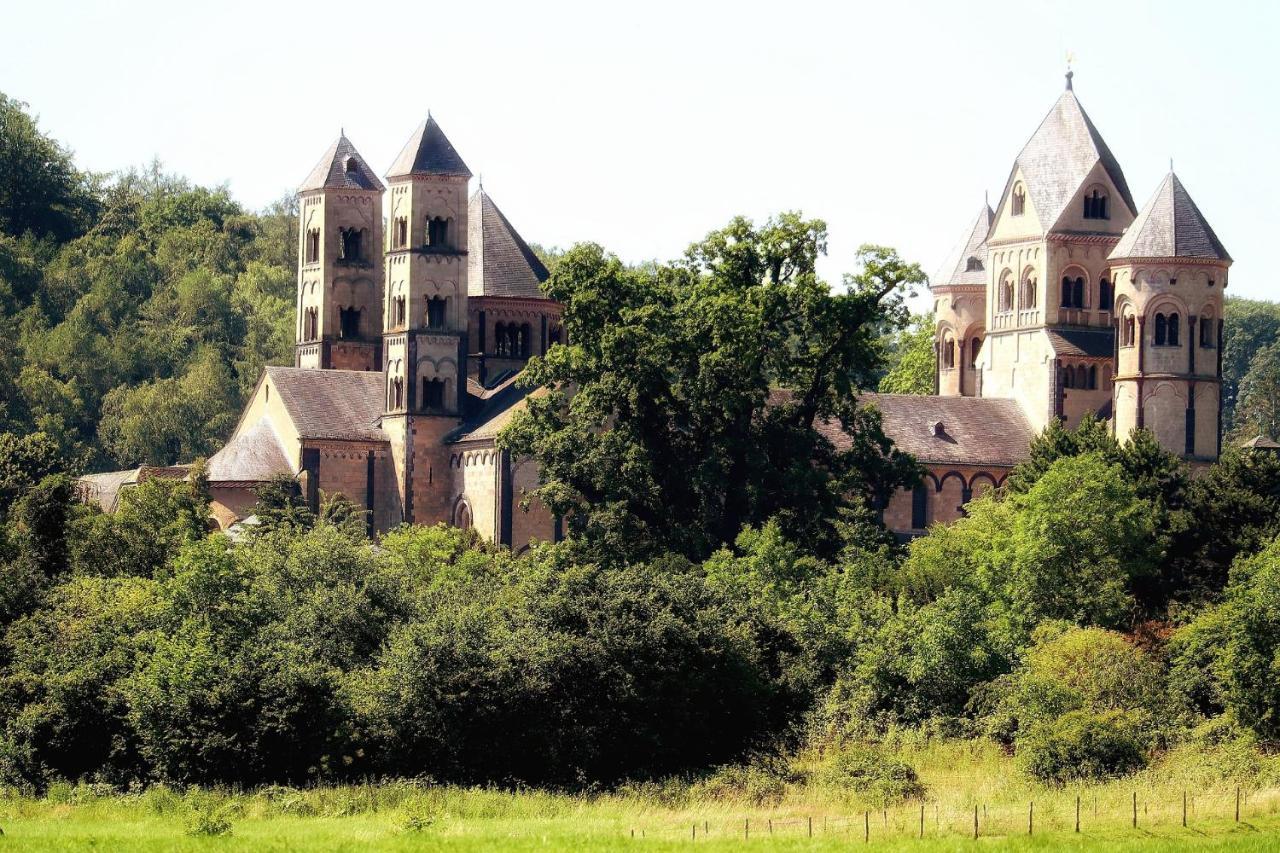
[
  {"xmin": 295, "ymin": 135, "xmax": 385, "ymax": 371},
  {"xmin": 1109, "ymin": 172, "xmax": 1232, "ymax": 460},
  {"xmin": 381, "ymin": 116, "xmax": 472, "ymax": 524},
  {"xmin": 933, "ymin": 202, "xmax": 993, "ymax": 397}
]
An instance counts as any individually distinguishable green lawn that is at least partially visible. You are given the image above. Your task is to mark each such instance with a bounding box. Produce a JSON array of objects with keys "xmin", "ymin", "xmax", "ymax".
[{"xmin": 3, "ymin": 741, "xmax": 1277, "ymax": 851}]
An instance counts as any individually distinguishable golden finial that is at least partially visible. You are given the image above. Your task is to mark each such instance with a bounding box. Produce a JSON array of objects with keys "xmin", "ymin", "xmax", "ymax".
[{"xmin": 1065, "ymin": 51, "xmax": 1076, "ymax": 90}]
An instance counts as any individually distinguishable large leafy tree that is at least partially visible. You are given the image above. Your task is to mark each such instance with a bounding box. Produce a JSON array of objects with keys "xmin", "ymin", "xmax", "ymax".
[
  {"xmin": 1233, "ymin": 340, "xmax": 1280, "ymax": 442},
  {"xmin": 500, "ymin": 214, "xmax": 924, "ymax": 563},
  {"xmin": 877, "ymin": 313, "xmax": 935, "ymax": 395},
  {"xmin": 0, "ymin": 93, "xmax": 98, "ymax": 243},
  {"xmin": 1223, "ymin": 297, "xmax": 1280, "ymax": 429}
]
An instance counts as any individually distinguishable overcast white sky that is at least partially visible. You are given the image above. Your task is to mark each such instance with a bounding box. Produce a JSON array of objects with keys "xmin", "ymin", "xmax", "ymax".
[{"xmin": 5, "ymin": 0, "xmax": 1276, "ymax": 306}]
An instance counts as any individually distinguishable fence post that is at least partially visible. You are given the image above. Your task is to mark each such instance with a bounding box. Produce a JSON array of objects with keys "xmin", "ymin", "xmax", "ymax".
[
  {"xmin": 808, "ymin": 816, "xmax": 812, "ymax": 838},
  {"xmin": 692, "ymin": 823, "xmax": 696, "ymax": 841},
  {"xmin": 1132, "ymin": 791, "xmax": 1137, "ymax": 828},
  {"xmin": 1236, "ymin": 786, "xmax": 1241, "ymax": 822},
  {"xmin": 1183, "ymin": 791, "xmax": 1187, "ymax": 828},
  {"xmin": 974, "ymin": 804, "xmax": 978, "ymax": 839},
  {"xmin": 1075, "ymin": 795, "xmax": 1080, "ymax": 833},
  {"xmin": 864, "ymin": 810, "xmax": 869, "ymax": 843},
  {"xmin": 1029, "ymin": 801, "xmax": 1033, "ymax": 835},
  {"xmin": 920, "ymin": 803, "xmax": 924, "ymax": 838},
  {"xmin": 744, "ymin": 819, "xmax": 749, "ymax": 840}
]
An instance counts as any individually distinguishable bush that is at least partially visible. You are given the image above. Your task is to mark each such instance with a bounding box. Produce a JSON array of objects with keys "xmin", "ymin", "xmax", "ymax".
[
  {"xmin": 817, "ymin": 747, "xmax": 924, "ymax": 805},
  {"xmin": 183, "ymin": 803, "xmax": 233, "ymax": 837},
  {"xmin": 691, "ymin": 758, "xmax": 798, "ymax": 806},
  {"xmin": 1016, "ymin": 710, "xmax": 1147, "ymax": 783}
]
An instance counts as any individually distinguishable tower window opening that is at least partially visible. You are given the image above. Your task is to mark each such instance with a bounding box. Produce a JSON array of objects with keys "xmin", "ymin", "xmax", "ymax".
[
  {"xmin": 305, "ymin": 228, "xmax": 320, "ymax": 264},
  {"xmin": 1083, "ymin": 188, "xmax": 1110, "ymax": 220},
  {"xmin": 393, "ymin": 296, "xmax": 406, "ymax": 327},
  {"xmin": 941, "ymin": 335, "xmax": 955, "ymax": 369},
  {"xmin": 1200, "ymin": 318, "xmax": 1215, "ymax": 348},
  {"xmin": 1019, "ymin": 271, "xmax": 1037, "ymax": 310},
  {"xmin": 394, "ymin": 217, "xmax": 408, "ymax": 248},
  {"xmin": 1122, "ymin": 316, "xmax": 1136, "ymax": 348},
  {"xmin": 965, "ymin": 256, "xmax": 983, "ymax": 272},
  {"xmin": 495, "ymin": 322, "xmax": 509, "ymax": 356},
  {"xmin": 423, "ymin": 378, "xmax": 445, "ymax": 410},
  {"xmin": 303, "ymin": 306, "xmax": 318, "ymax": 340},
  {"xmin": 548, "ymin": 324, "xmax": 562, "ymax": 347},
  {"xmin": 969, "ymin": 336, "xmax": 981, "ymax": 369},
  {"xmin": 339, "ymin": 306, "xmax": 361, "ymax": 339},
  {"xmin": 520, "ymin": 323, "xmax": 532, "ymax": 358},
  {"xmin": 344, "ymin": 156, "xmax": 358, "ymax": 174},
  {"xmin": 1099, "ymin": 277, "xmax": 1113, "ymax": 311},
  {"xmin": 426, "ymin": 297, "xmax": 447, "ymax": 330},
  {"xmin": 1089, "ymin": 365, "xmax": 1098, "ymax": 390},
  {"xmin": 1168, "ymin": 312, "xmax": 1180, "ymax": 346},
  {"xmin": 1012, "ymin": 184, "xmax": 1026, "ymax": 217},
  {"xmin": 426, "ymin": 216, "xmax": 450, "ymax": 249},
  {"xmin": 1062, "ymin": 365, "xmax": 1073, "ymax": 389},
  {"xmin": 390, "ymin": 377, "xmax": 404, "ymax": 410},
  {"xmin": 339, "ymin": 227, "xmax": 363, "ymax": 262},
  {"xmin": 998, "ymin": 271, "xmax": 1014, "ymax": 313}
]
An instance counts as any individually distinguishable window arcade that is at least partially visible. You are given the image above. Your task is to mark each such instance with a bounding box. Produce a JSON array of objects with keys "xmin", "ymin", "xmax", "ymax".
[
  {"xmin": 1083, "ymin": 188, "xmax": 1110, "ymax": 220},
  {"xmin": 1154, "ymin": 311, "xmax": 1181, "ymax": 347}
]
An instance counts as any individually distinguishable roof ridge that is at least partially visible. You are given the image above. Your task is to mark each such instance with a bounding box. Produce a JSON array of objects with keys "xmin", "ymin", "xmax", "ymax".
[{"xmin": 387, "ymin": 115, "xmax": 473, "ymax": 179}]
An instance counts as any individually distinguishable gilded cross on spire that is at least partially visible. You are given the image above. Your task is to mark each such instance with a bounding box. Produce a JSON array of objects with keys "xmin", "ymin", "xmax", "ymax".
[{"xmin": 1065, "ymin": 51, "xmax": 1076, "ymax": 91}]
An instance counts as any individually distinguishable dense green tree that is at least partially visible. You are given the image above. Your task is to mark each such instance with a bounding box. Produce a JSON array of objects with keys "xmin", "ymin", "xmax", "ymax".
[
  {"xmin": 501, "ymin": 217, "xmax": 925, "ymax": 563},
  {"xmin": 1232, "ymin": 340, "xmax": 1280, "ymax": 442},
  {"xmin": 1223, "ymin": 297, "xmax": 1280, "ymax": 429},
  {"xmin": 0, "ymin": 93, "xmax": 98, "ymax": 242},
  {"xmin": 877, "ymin": 313, "xmax": 935, "ymax": 395}
]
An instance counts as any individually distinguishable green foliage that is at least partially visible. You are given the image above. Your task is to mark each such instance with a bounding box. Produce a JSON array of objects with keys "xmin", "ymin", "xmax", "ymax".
[
  {"xmin": 817, "ymin": 747, "xmax": 924, "ymax": 804},
  {"xmin": 0, "ymin": 93, "xmax": 98, "ymax": 242},
  {"xmin": 499, "ymin": 218, "xmax": 925, "ymax": 563},
  {"xmin": 1016, "ymin": 709, "xmax": 1147, "ymax": 784},
  {"xmin": 1233, "ymin": 340, "xmax": 1280, "ymax": 442},
  {"xmin": 877, "ymin": 313, "xmax": 935, "ymax": 395},
  {"xmin": 1223, "ymin": 297, "xmax": 1280, "ymax": 430},
  {"xmin": 183, "ymin": 801, "xmax": 233, "ymax": 836}
]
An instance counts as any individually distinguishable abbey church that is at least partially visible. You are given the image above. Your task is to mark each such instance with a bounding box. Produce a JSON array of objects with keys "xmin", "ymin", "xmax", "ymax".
[{"xmin": 83, "ymin": 75, "xmax": 1234, "ymax": 542}]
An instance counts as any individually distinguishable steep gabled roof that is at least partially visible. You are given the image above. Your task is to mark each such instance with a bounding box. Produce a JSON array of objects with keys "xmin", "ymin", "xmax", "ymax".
[
  {"xmin": 206, "ymin": 418, "xmax": 294, "ymax": 483},
  {"xmin": 1047, "ymin": 327, "xmax": 1114, "ymax": 359},
  {"xmin": 1109, "ymin": 172, "xmax": 1231, "ymax": 262},
  {"xmin": 997, "ymin": 86, "xmax": 1136, "ymax": 230},
  {"xmin": 299, "ymin": 135, "xmax": 385, "ymax": 192},
  {"xmin": 387, "ymin": 115, "xmax": 472, "ymax": 179},
  {"xmin": 932, "ymin": 203, "xmax": 994, "ymax": 287},
  {"xmin": 468, "ymin": 189, "xmax": 552, "ymax": 299},
  {"xmin": 265, "ymin": 367, "xmax": 387, "ymax": 442}
]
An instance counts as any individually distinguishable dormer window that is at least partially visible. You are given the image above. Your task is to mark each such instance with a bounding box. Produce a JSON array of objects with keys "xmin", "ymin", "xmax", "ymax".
[
  {"xmin": 344, "ymin": 156, "xmax": 358, "ymax": 174},
  {"xmin": 1083, "ymin": 187, "xmax": 1110, "ymax": 220},
  {"xmin": 965, "ymin": 256, "xmax": 983, "ymax": 272},
  {"xmin": 1012, "ymin": 183, "xmax": 1026, "ymax": 216}
]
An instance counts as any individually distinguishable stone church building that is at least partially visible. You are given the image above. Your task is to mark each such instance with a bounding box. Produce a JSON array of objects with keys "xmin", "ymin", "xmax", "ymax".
[{"xmin": 81, "ymin": 75, "xmax": 1234, "ymax": 543}]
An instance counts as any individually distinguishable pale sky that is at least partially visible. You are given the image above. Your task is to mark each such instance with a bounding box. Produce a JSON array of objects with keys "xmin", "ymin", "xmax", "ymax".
[{"xmin": 5, "ymin": 0, "xmax": 1276, "ymax": 306}]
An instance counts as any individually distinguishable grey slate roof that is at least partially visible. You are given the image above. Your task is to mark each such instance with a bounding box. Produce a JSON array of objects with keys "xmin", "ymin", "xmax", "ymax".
[
  {"xmin": 1047, "ymin": 327, "xmax": 1114, "ymax": 359},
  {"xmin": 932, "ymin": 203, "xmax": 994, "ymax": 287},
  {"xmin": 206, "ymin": 418, "xmax": 294, "ymax": 482},
  {"xmin": 847, "ymin": 393, "xmax": 1035, "ymax": 468},
  {"xmin": 1240, "ymin": 435, "xmax": 1280, "ymax": 450},
  {"xmin": 299, "ymin": 135, "xmax": 385, "ymax": 192},
  {"xmin": 265, "ymin": 366, "xmax": 387, "ymax": 442},
  {"xmin": 387, "ymin": 116, "xmax": 473, "ymax": 179},
  {"xmin": 1109, "ymin": 172, "xmax": 1231, "ymax": 262},
  {"xmin": 468, "ymin": 189, "xmax": 552, "ymax": 299},
  {"xmin": 449, "ymin": 373, "xmax": 543, "ymax": 443},
  {"xmin": 998, "ymin": 88, "xmax": 1136, "ymax": 230}
]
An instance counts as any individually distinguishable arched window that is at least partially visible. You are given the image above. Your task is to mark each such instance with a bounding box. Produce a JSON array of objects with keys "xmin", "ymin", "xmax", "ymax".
[
  {"xmin": 1073, "ymin": 277, "xmax": 1085, "ymax": 308},
  {"xmin": 1089, "ymin": 365, "xmax": 1098, "ymax": 390},
  {"xmin": 339, "ymin": 307, "xmax": 361, "ymax": 339},
  {"xmin": 344, "ymin": 156, "xmax": 358, "ymax": 174},
  {"xmin": 495, "ymin": 322, "xmax": 509, "ymax": 356},
  {"xmin": 1019, "ymin": 269, "xmax": 1037, "ymax": 309},
  {"xmin": 520, "ymin": 323, "xmax": 533, "ymax": 358},
  {"xmin": 998, "ymin": 271, "xmax": 1014, "ymax": 313},
  {"xmin": 548, "ymin": 324, "xmax": 562, "ymax": 347},
  {"xmin": 1012, "ymin": 183, "xmax": 1026, "ymax": 217},
  {"xmin": 1076, "ymin": 365, "xmax": 1088, "ymax": 389},
  {"xmin": 965, "ymin": 256, "xmax": 983, "ymax": 272},
  {"xmin": 1167, "ymin": 313, "xmax": 1180, "ymax": 346},
  {"xmin": 338, "ymin": 228, "xmax": 363, "ymax": 262},
  {"xmin": 941, "ymin": 334, "xmax": 955, "ymax": 369},
  {"xmin": 1060, "ymin": 276, "xmax": 1072, "ymax": 308},
  {"xmin": 426, "ymin": 216, "xmax": 450, "ymax": 249},
  {"xmin": 911, "ymin": 483, "xmax": 929, "ymax": 530},
  {"xmin": 454, "ymin": 499, "xmax": 472, "ymax": 530},
  {"xmin": 303, "ymin": 307, "xmax": 318, "ymax": 340},
  {"xmin": 1099, "ymin": 277, "xmax": 1113, "ymax": 311},
  {"xmin": 1083, "ymin": 188, "xmax": 1110, "ymax": 220},
  {"xmin": 1123, "ymin": 316, "xmax": 1136, "ymax": 348},
  {"xmin": 394, "ymin": 217, "xmax": 408, "ymax": 249},
  {"xmin": 426, "ymin": 297, "xmax": 447, "ymax": 330},
  {"xmin": 1200, "ymin": 316, "xmax": 1215, "ymax": 348},
  {"xmin": 393, "ymin": 296, "xmax": 406, "ymax": 327},
  {"xmin": 390, "ymin": 377, "xmax": 404, "ymax": 410},
  {"xmin": 423, "ymin": 378, "xmax": 445, "ymax": 410},
  {"xmin": 1061, "ymin": 365, "xmax": 1074, "ymax": 389},
  {"xmin": 969, "ymin": 336, "xmax": 982, "ymax": 369},
  {"xmin": 305, "ymin": 228, "xmax": 321, "ymax": 264},
  {"xmin": 1154, "ymin": 313, "xmax": 1167, "ymax": 346}
]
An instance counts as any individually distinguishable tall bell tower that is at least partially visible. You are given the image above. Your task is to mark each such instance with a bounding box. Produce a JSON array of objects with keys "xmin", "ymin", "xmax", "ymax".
[
  {"xmin": 295, "ymin": 134, "xmax": 385, "ymax": 371},
  {"xmin": 1109, "ymin": 172, "xmax": 1231, "ymax": 460},
  {"xmin": 381, "ymin": 116, "xmax": 472, "ymax": 524}
]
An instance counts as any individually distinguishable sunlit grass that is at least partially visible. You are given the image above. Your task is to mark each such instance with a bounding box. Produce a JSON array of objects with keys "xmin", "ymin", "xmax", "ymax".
[{"xmin": 2, "ymin": 740, "xmax": 1278, "ymax": 850}]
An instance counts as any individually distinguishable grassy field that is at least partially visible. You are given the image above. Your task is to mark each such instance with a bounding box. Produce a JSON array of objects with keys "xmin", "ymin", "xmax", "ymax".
[{"xmin": 2, "ymin": 740, "xmax": 1278, "ymax": 851}]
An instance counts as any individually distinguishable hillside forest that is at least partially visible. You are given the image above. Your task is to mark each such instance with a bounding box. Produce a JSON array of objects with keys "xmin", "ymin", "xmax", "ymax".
[{"xmin": 3, "ymin": 91, "xmax": 1280, "ymax": 800}]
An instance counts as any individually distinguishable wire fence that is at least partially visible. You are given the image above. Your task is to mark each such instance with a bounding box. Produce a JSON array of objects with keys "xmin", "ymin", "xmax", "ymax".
[{"xmin": 625, "ymin": 785, "xmax": 1280, "ymax": 843}]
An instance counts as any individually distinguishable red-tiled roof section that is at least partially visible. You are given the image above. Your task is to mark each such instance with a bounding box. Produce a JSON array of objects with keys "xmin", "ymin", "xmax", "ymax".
[
  {"xmin": 842, "ymin": 393, "xmax": 1035, "ymax": 468},
  {"xmin": 265, "ymin": 367, "xmax": 388, "ymax": 442}
]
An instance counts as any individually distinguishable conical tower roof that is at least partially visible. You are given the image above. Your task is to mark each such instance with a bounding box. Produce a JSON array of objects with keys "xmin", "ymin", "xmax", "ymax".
[
  {"xmin": 932, "ymin": 202, "xmax": 994, "ymax": 287},
  {"xmin": 387, "ymin": 115, "xmax": 472, "ymax": 179},
  {"xmin": 997, "ymin": 83, "xmax": 1136, "ymax": 229},
  {"xmin": 467, "ymin": 189, "xmax": 550, "ymax": 299},
  {"xmin": 1109, "ymin": 172, "xmax": 1231, "ymax": 262},
  {"xmin": 298, "ymin": 134, "xmax": 384, "ymax": 192}
]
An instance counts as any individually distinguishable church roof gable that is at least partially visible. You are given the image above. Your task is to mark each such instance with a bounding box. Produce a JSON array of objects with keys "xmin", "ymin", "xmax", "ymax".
[
  {"xmin": 265, "ymin": 367, "xmax": 387, "ymax": 442},
  {"xmin": 846, "ymin": 394, "xmax": 1035, "ymax": 468},
  {"xmin": 299, "ymin": 135, "xmax": 385, "ymax": 192},
  {"xmin": 387, "ymin": 116, "xmax": 473, "ymax": 179},
  {"xmin": 206, "ymin": 418, "xmax": 294, "ymax": 482},
  {"xmin": 997, "ymin": 88, "xmax": 1136, "ymax": 232},
  {"xmin": 1109, "ymin": 172, "xmax": 1231, "ymax": 262},
  {"xmin": 932, "ymin": 203, "xmax": 994, "ymax": 287},
  {"xmin": 468, "ymin": 189, "xmax": 551, "ymax": 299}
]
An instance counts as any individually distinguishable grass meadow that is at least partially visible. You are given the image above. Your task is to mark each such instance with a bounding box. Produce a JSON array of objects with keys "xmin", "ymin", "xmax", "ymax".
[{"xmin": 2, "ymin": 740, "xmax": 1278, "ymax": 851}]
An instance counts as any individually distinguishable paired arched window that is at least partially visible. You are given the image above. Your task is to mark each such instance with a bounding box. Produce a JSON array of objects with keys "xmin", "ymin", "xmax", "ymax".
[
  {"xmin": 1120, "ymin": 310, "xmax": 1136, "ymax": 348},
  {"xmin": 1019, "ymin": 269, "xmax": 1037, "ymax": 309},
  {"xmin": 1083, "ymin": 188, "xmax": 1110, "ymax": 220},
  {"xmin": 941, "ymin": 334, "xmax": 956, "ymax": 369},
  {"xmin": 338, "ymin": 227, "xmax": 365, "ymax": 262},
  {"xmin": 423, "ymin": 377, "xmax": 446, "ymax": 411},
  {"xmin": 1154, "ymin": 312, "xmax": 1181, "ymax": 346},
  {"xmin": 389, "ymin": 376, "xmax": 404, "ymax": 410},
  {"xmin": 998, "ymin": 271, "xmax": 1014, "ymax": 313},
  {"xmin": 1060, "ymin": 275, "xmax": 1086, "ymax": 309},
  {"xmin": 392, "ymin": 296, "xmax": 406, "ymax": 327},
  {"xmin": 425, "ymin": 217, "xmax": 451, "ymax": 249},
  {"xmin": 338, "ymin": 306, "xmax": 361, "ymax": 339},
  {"xmin": 302, "ymin": 307, "xmax": 319, "ymax": 341},
  {"xmin": 1061, "ymin": 363, "xmax": 1098, "ymax": 390},
  {"xmin": 493, "ymin": 322, "xmax": 534, "ymax": 358},
  {"xmin": 1200, "ymin": 315, "xmax": 1216, "ymax": 348},
  {"xmin": 1012, "ymin": 183, "xmax": 1026, "ymax": 216},
  {"xmin": 426, "ymin": 296, "xmax": 447, "ymax": 330},
  {"xmin": 393, "ymin": 217, "xmax": 408, "ymax": 249},
  {"xmin": 969, "ymin": 336, "xmax": 982, "ymax": 369}
]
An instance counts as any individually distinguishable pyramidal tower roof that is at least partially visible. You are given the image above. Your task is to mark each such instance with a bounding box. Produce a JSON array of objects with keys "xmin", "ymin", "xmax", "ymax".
[
  {"xmin": 467, "ymin": 189, "xmax": 551, "ymax": 299},
  {"xmin": 999, "ymin": 78, "xmax": 1137, "ymax": 228},
  {"xmin": 1109, "ymin": 172, "xmax": 1231, "ymax": 262},
  {"xmin": 932, "ymin": 202, "xmax": 994, "ymax": 287},
  {"xmin": 387, "ymin": 115, "xmax": 472, "ymax": 179},
  {"xmin": 298, "ymin": 134, "xmax": 385, "ymax": 193}
]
